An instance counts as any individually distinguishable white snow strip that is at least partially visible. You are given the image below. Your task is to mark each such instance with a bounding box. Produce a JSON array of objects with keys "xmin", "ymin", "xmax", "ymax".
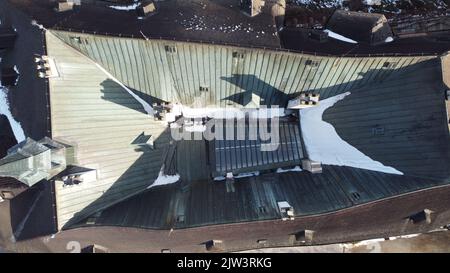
[
  {"xmin": 388, "ymin": 233, "xmax": 420, "ymax": 241},
  {"xmin": 300, "ymin": 92, "xmax": 403, "ymax": 175},
  {"xmin": 324, "ymin": 29, "xmax": 358, "ymax": 44},
  {"xmin": 345, "ymin": 233, "xmax": 420, "ymax": 248},
  {"xmin": 214, "ymin": 176, "xmax": 226, "ymax": 181},
  {"xmin": 171, "ymin": 103, "xmax": 285, "ymax": 120},
  {"xmin": 95, "ymin": 63, "xmax": 154, "ymax": 115},
  {"xmin": 234, "ymin": 171, "xmax": 260, "ymax": 179},
  {"xmin": 147, "ymin": 169, "xmax": 180, "ymax": 189},
  {"xmin": 276, "ymin": 166, "xmax": 303, "ymax": 173},
  {"xmin": 109, "ymin": 3, "xmax": 139, "ymax": 11},
  {"xmin": 0, "ymin": 87, "xmax": 26, "ymax": 143}
]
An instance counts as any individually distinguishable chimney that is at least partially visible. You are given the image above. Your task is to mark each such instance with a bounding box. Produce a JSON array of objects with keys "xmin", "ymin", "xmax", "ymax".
[
  {"xmin": 56, "ymin": 0, "xmax": 75, "ymax": 12},
  {"xmin": 294, "ymin": 230, "xmax": 315, "ymax": 244},
  {"xmin": 240, "ymin": 0, "xmax": 265, "ymax": 17},
  {"xmin": 136, "ymin": 0, "xmax": 157, "ymax": 18},
  {"xmin": 409, "ymin": 209, "xmax": 433, "ymax": 224},
  {"xmin": 301, "ymin": 159, "xmax": 322, "ymax": 174}
]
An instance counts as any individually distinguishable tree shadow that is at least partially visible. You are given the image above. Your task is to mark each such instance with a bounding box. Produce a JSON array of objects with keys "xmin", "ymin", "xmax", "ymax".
[
  {"xmin": 100, "ymin": 79, "xmax": 166, "ymax": 115},
  {"xmin": 220, "ymin": 74, "xmax": 290, "ymax": 107}
]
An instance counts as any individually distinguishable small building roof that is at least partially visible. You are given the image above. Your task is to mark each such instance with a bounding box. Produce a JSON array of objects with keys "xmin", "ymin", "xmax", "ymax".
[{"xmin": 326, "ymin": 9, "xmax": 389, "ymax": 44}]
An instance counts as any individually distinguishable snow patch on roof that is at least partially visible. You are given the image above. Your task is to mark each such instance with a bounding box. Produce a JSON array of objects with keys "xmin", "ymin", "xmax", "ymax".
[
  {"xmin": 300, "ymin": 92, "xmax": 403, "ymax": 175},
  {"xmin": 324, "ymin": 29, "xmax": 358, "ymax": 44},
  {"xmin": 109, "ymin": 2, "xmax": 139, "ymax": 11},
  {"xmin": 147, "ymin": 169, "xmax": 180, "ymax": 189},
  {"xmin": 276, "ymin": 166, "xmax": 303, "ymax": 173},
  {"xmin": 95, "ymin": 63, "xmax": 154, "ymax": 115}
]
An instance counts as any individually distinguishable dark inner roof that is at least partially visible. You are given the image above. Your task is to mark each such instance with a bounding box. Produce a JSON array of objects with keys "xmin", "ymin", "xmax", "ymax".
[
  {"xmin": 323, "ymin": 58, "xmax": 450, "ymax": 181},
  {"xmin": 74, "ymin": 165, "xmax": 448, "ymax": 230},
  {"xmin": 280, "ymin": 27, "xmax": 450, "ymax": 56},
  {"xmin": 326, "ymin": 10, "xmax": 384, "ymax": 43},
  {"xmin": 6, "ymin": 0, "xmax": 280, "ymax": 49}
]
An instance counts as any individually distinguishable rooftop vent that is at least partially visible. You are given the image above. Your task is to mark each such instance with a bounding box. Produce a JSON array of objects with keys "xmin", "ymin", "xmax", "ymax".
[
  {"xmin": 409, "ymin": 209, "xmax": 433, "ymax": 224},
  {"xmin": 132, "ymin": 132, "xmax": 155, "ymax": 149},
  {"xmin": 257, "ymin": 239, "xmax": 268, "ymax": 244},
  {"xmin": 277, "ymin": 201, "xmax": 294, "ymax": 220},
  {"xmin": 258, "ymin": 206, "xmax": 267, "ymax": 214},
  {"xmin": 165, "ymin": 45, "xmax": 177, "ymax": 53},
  {"xmin": 0, "ymin": 26, "xmax": 17, "ymax": 50},
  {"xmin": 294, "ymin": 230, "xmax": 315, "ymax": 244},
  {"xmin": 302, "ymin": 159, "xmax": 322, "ymax": 174},
  {"xmin": 176, "ymin": 214, "xmax": 185, "ymax": 223},
  {"xmin": 199, "ymin": 85, "xmax": 209, "ymax": 92},
  {"xmin": 372, "ymin": 126, "xmax": 385, "ymax": 136},
  {"xmin": 287, "ymin": 92, "xmax": 319, "ymax": 109},
  {"xmin": 36, "ymin": 56, "xmax": 59, "ymax": 78},
  {"xmin": 382, "ymin": 62, "xmax": 397, "ymax": 69},
  {"xmin": 350, "ymin": 191, "xmax": 361, "ymax": 201},
  {"xmin": 60, "ymin": 166, "xmax": 97, "ymax": 187},
  {"xmin": 305, "ymin": 60, "xmax": 320, "ymax": 67},
  {"xmin": 240, "ymin": 0, "xmax": 265, "ymax": 17},
  {"xmin": 137, "ymin": 0, "xmax": 157, "ymax": 18},
  {"xmin": 232, "ymin": 52, "xmax": 245, "ymax": 59}
]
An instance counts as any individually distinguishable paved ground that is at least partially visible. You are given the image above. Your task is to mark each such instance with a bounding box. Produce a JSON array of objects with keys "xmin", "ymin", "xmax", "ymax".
[{"xmin": 241, "ymin": 230, "xmax": 450, "ymax": 253}]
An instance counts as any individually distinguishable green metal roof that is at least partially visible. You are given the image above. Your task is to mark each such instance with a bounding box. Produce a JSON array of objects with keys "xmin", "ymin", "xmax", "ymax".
[{"xmin": 46, "ymin": 32, "xmax": 171, "ymax": 229}]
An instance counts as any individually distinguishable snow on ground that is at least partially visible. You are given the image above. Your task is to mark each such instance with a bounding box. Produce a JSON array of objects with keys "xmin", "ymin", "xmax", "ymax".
[
  {"xmin": 95, "ymin": 63, "xmax": 154, "ymax": 115},
  {"xmin": 385, "ymin": 36, "xmax": 394, "ymax": 43},
  {"xmin": 324, "ymin": 29, "xmax": 358, "ymax": 44},
  {"xmin": 0, "ymin": 87, "xmax": 26, "ymax": 143},
  {"xmin": 300, "ymin": 92, "xmax": 403, "ymax": 175},
  {"xmin": 147, "ymin": 168, "xmax": 180, "ymax": 189}
]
